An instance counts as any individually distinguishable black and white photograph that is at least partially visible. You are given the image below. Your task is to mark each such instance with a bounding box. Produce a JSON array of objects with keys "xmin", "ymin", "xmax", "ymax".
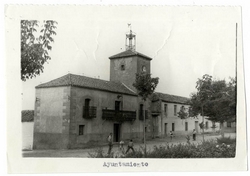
[{"xmin": 4, "ymin": 3, "xmax": 247, "ymax": 173}]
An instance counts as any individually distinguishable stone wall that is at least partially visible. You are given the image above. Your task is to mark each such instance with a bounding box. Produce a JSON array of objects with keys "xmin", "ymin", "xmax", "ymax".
[
  {"xmin": 68, "ymin": 87, "xmax": 144, "ymax": 148},
  {"xmin": 33, "ymin": 86, "xmax": 71, "ymax": 149}
]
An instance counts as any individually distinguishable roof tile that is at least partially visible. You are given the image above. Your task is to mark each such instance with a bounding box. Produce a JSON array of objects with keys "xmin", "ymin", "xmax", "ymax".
[
  {"xmin": 152, "ymin": 92, "xmax": 190, "ymax": 104},
  {"xmin": 36, "ymin": 74, "xmax": 137, "ymax": 96},
  {"xmin": 109, "ymin": 50, "xmax": 152, "ymax": 60}
]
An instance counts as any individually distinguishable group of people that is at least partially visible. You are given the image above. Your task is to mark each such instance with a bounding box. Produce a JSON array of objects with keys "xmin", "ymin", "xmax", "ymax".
[
  {"xmin": 107, "ymin": 133, "xmax": 135, "ymax": 155},
  {"xmin": 107, "ymin": 129, "xmax": 198, "ymax": 154}
]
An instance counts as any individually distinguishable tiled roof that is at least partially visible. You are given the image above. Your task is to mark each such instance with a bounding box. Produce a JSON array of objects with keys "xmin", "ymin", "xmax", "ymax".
[
  {"xmin": 36, "ymin": 74, "xmax": 137, "ymax": 96},
  {"xmin": 152, "ymin": 92, "xmax": 190, "ymax": 105},
  {"xmin": 109, "ymin": 50, "xmax": 152, "ymax": 60},
  {"xmin": 22, "ymin": 110, "xmax": 34, "ymax": 122}
]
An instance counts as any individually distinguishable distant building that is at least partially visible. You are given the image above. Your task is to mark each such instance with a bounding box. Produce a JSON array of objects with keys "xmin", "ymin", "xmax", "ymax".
[
  {"xmin": 151, "ymin": 93, "xmax": 220, "ymax": 137},
  {"xmin": 33, "ymin": 29, "xmax": 220, "ymax": 149}
]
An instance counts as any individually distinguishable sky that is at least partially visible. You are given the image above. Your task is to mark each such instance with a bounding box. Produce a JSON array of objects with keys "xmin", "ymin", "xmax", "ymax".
[{"xmin": 21, "ymin": 6, "xmax": 240, "ymax": 110}]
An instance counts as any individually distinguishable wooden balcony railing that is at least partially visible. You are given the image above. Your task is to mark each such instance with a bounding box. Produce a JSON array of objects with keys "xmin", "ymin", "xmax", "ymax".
[
  {"xmin": 83, "ymin": 106, "xmax": 97, "ymax": 119},
  {"xmin": 102, "ymin": 109, "xmax": 136, "ymax": 122}
]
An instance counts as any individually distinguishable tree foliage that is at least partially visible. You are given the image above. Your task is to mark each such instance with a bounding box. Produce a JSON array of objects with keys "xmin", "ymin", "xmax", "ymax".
[
  {"xmin": 21, "ymin": 20, "xmax": 57, "ymax": 81},
  {"xmin": 189, "ymin": 74, "xmax": 236, "ymax": 123},
  {"xmin": 133, "ymin": 73, "xmax": 159, "ymax": 101},
  {"xmin": 177, "ymin": 106, "xmax": 189, "ymax": 119}
]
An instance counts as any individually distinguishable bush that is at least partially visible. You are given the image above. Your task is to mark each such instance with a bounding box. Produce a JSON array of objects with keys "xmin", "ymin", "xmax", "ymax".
[
  {"xmin": 216, "ymin": 136, "xmax": 236, "ymax": 145},
  {"xmin": 88, "ymin": 140, "xmax": 236, "ymax": 158}
]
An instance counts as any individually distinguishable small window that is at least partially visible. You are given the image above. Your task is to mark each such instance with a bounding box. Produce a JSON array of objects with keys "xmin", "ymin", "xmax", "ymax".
[
  {"xmin": 174, "ymin": 105, "xmax": 177, "ymax": 116},
  {"xmin": 121, "ymin": 64, "xmax": 125, "ymax": 70},
  {"xmin": 79, "ymin": 125, "xmax": 85, "ymax": 135}
]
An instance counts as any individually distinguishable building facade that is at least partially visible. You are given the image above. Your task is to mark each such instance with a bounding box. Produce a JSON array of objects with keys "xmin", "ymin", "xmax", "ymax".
[
  {"xmin": 33, "ymin": 29, "xmax": 219, "ymax": 149},
  {"xmin": 151, "ymin": 93, "xmax": 220, "ymax": 137}
]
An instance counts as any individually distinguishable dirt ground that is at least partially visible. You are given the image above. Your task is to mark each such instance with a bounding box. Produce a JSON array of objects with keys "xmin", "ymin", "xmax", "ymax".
[{"xmin": 22, "ymin": 132, "xmax": 236, "ymax": 158}]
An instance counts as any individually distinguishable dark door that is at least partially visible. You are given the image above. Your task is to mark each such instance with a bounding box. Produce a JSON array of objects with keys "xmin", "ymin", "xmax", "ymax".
[
  {"xmin": 84, "ymin": 99, "xmax": 90, "ymax": 117},
  {"xmin": 195, "ymin": 121, "xmax": 199, "ymax": 132},
  {"xmin": 172, "ymin": 123, "xmax": 175, "ymax": 131},
  {"xmin": 164, "ymin": 123, "xmax": 167, "ymax": 135},
  {"xmin": 113, "ymin": 124, "xmax": 120, "ymax": 142},
  {"xmin": 185, "ymin": 122, "xmax": 188, "ymax": 131}
]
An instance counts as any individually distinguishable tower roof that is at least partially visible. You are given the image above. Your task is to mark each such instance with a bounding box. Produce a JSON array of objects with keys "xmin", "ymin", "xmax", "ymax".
[
  {"xmin": 109, "ymin": 50, "xmax": 152, "ymax": 60},
  {"xmin": 36, "ymin": 73, "xmax": 137, "ymax": 96}
]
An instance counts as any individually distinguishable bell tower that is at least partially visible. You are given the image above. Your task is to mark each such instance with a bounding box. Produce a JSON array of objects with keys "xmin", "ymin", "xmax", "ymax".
[
  {"xmin": 109, "ymin": 25, "xmax": 152, "ymax": 92},
  {"xmin": 125, "ymin": 26, "xmax": 136, "ymax": 51}
]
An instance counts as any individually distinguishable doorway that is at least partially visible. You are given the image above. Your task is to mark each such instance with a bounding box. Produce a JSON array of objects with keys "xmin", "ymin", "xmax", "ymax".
[
  {"xmin": 164, "ymin": 123, "xmax": 167, "ymax": 135},
  {"xmin": 195, "ymin": 121, "xmax": 199, "ymax": 132},
  {"xmin": 113, "ymin": 123, "xmax": 121, "ymax": 142}
]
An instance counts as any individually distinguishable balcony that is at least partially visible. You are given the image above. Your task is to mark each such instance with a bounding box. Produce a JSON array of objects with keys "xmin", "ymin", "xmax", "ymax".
[
  {"xmin": 82, "ymin": 106, "xmax": 97, "ymax": 119},
  {"xmin": 139, "ymin": 110, "xmax": 148, "ymax": 120},
  {"xmin": 102, "ymin": 109, "xmax": 136, "ymax": 122}
]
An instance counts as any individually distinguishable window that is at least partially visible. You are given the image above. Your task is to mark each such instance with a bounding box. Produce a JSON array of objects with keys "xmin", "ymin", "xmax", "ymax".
[
  {"xmin": 185, "ymin": 122, "xmax": 188, "ymax": 131},
  {"xmin": 227, "ymin": 122, "xmax": 231, "ymax": 128},
  {"xmin": 205, "ymin": 121, "xmax": 209, "ymax": 129},
  {"xmin": 164, "ymin": 104, "xmax": 168, "ymax": 115},
  {"xmin": 172, "ymin": 123, "xmax": 175, "ymax": 131},
  {"xmin": 121, "ymin": 64, "xmax": 125, "ymax": 70},
  {"xmin": 83, "ymin": 99, "xmax": 90, "ymax": 118},
  {"xmin": 174, "ymin": 105, "xmax": 177, "ymax": 116},
  {"xmin": 115, "ymin": 101, "xmax": 121, "ymax": 111},
  {"xmin": 79, "ymin": 125, "xmax": 85, "ymax": 135},
  {"xmin": 140, "ymin": 104, "xmax": 143, "ymax": 119}
]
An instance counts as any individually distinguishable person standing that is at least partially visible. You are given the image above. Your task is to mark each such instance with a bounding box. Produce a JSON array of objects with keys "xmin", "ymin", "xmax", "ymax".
[
  {"xmin": 107, "ymin": 133, "xmax": 113, "ymax": 155},
  {"xmin": 125, "ymin": 139, "xmax": 135, "ymax": 154},
  {"xmin": 193, "ymin": 129, "xmax": 197, "ymax": 141},
  {"xmin": 119, "ymin": 140, "xmax": 125, "ymax": 153},
  {"xmin": 170, "ymin": 131, "xmax": 174, "ymax": 140}
]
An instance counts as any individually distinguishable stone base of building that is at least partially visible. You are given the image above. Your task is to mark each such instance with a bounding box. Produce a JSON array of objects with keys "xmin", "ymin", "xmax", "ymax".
[{"xmin": 33, "ymin": 133, "xmax": 70, "ymax": 149}]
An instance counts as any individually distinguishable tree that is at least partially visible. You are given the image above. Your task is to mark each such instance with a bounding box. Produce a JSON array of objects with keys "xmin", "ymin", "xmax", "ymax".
[
  {"xmin": 189, "ymin": 74, "xmax": 236, "ymax": 138},
  {"xmin": 177, "ymin": 106, "xmax": 189, "ymax": 120},
  {"xmin": 133, "ymin": 72, "xmax": 159, "ymax": 155},
  {"xmin": 133, "ymin": 73, "xmax": 159, "ymax": 101},
  {"xmin": 21, "ymin": 20, "xmax": 57, "ymax": 81}
]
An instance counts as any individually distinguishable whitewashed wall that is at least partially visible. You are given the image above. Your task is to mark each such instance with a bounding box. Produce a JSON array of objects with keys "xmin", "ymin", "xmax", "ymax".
[{"xmin": 22, "ymin": 122, "xmax": 34, "ymax": 150}]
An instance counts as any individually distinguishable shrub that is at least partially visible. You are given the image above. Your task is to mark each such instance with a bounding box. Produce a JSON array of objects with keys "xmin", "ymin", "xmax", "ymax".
[
  {"xmin": 88, "ymin": 140, "xmax": 236, "ymax": 158},
  {"xmin": 216, "ymin": 136, "xmax": 236, "ymax": 145}
]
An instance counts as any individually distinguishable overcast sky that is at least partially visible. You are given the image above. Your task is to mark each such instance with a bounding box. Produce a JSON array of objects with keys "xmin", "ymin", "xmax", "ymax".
[{"xmin": 21, "ymin": 6, "xmax": 240, "ymax": 110}]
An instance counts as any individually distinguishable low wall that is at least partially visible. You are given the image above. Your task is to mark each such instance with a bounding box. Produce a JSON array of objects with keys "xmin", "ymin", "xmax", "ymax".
[{"xmin": 22, "ymin": 122, "xmax": 34, "ymax": 150}]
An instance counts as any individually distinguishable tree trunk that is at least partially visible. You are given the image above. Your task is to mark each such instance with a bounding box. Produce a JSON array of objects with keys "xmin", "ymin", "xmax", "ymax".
[
  {"xmin": 202, "ymin": 106, "xmax": 205, "ymax": 142},
  {"xmin": 143, "ymin": 100, "xmax": 146, "ymax": 157},
  {"xmin": 220, "ymin": 122, "xmax": 225, "ymax": 138}
]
